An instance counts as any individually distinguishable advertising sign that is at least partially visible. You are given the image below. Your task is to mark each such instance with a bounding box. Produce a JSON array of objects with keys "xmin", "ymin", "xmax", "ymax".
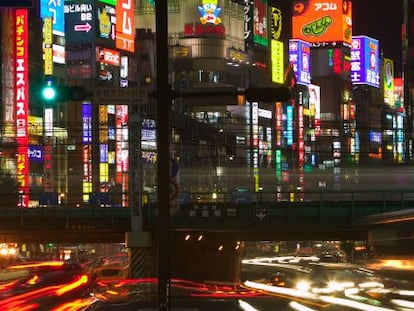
[
  {"xmin": 28, "ymin": 146, "xmax": 44, "ymax": 163},
  {"xmin": 43, "ymin": 17, "xmax": 53, "ymax": 76},
  {"xmin": 270, "ymin": 6, "xmax": 282, "ymax": 41},
  {"xmin": 383, "ymin": 58, "xmax": 395, "ymax": 106},
  {"xmin": 40, "ymin": 0, "xmax": 65, "ymax": 36},
  {"xmin": 198, "ymin": 0, "xmax": 222, "ymax": 25},
  {"xmin": 351, "ymin": 35, "xmax": 380, "ymax": 88},
  {"xmin": 292, "ymin": 0, "xmax": 352, "ymax": 46},
  {"xmin": 116, "ymin": 0, "xmax": 135, "ymax": 52},
  {"xmin": 64, "ymin": 0, "xmax": 96, "ymax": 45},
  {"xmin": 308, "ymin": 84, "xmax": 321, "ymax": 135},
  {"xmin": 243, "ymin": 0, "xmax": 254, "ymax": 48},
  {"xmin": 96, "ymin": 47, "xmax": 120, "ymax": 66},
  {"xmin": 15, "ymin": 9, "xmax": 30, "ymax": 207},
  {"xmin": 271, "ymin": 40, "xmax": 284, "ymax": 84},
  {"xmin": 253, "ymin": 0, "xmax": 268, "ymax": 47},
  {"xmin": 289, "ymin": 39, "xmax": 311, "ymax": 85},
  {"xmin": 96, "ymin": 2, "xmax": 116, "ymax": 48}
]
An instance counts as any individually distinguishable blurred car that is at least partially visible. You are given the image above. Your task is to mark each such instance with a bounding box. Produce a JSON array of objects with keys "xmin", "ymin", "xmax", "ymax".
[
  {"xmin": 0, "ymin": 261, "xmax": 93, "ymax": 310},
  {"xmin": 93, "ymin": 264, "xmax": 129, "ymax": 281}
]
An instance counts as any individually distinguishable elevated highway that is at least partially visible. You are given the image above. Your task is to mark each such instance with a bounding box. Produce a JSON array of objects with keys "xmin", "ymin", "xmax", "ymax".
[{"xmin": 0, "ymin": 189, "xmax": 412, "ymax": 244}]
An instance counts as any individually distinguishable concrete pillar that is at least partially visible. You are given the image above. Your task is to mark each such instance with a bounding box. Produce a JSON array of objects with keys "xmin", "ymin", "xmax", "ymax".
[{"xmin": 126, "ymin": 231, "xmax": 154, "ymax": 278}]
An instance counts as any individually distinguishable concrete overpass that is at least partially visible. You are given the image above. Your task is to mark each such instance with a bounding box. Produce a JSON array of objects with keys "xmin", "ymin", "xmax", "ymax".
[
  {"xmin": 0, "ymin": 190, "xmax": 411, "ymax": 243},
  {"xmin": 0, "ymin": 191, "xmax": 413, "ymax": 282}
]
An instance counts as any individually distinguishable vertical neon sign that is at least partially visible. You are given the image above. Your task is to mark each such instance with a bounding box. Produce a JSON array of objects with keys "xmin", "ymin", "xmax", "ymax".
[
  {"xmin": 115, "ymin": 105, "xmax": 128, "ymax": 207},
  {"xmin": 15, "ymin": 9, "xmax": 29, "ymax": 207},
  {"xmin": 116, "ymin": 0, "xmax": 135, "ymax": 52},
  {"xmin": 82, "ymin": 103, "xmax": 93, "ymax": 203}
]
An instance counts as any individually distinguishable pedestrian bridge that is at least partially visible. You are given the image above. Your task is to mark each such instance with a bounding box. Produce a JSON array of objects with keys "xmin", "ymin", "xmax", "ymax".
[{"xmin": 0, "ymin": 190, "xmax": 413, "ymax": 243}]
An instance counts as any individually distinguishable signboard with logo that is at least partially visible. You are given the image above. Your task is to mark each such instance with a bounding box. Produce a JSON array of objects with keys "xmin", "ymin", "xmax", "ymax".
[
  {"xmin": 64, "ymin": 0, "xmax": 96, "ymax": 45},
  {"xmin": 289, "ymin": 39, "xmax": 311, "ymax": 85},
  {"xmin": 15, "ymin": 9, "xmax": 30, "ymax": 207},
  {"xmin": 383, "ymin": 58, "xmax": 395, "ymax": 106},
  {"xmin": 253, "ymin": 0, "xmax": 268, "ymax": 47},
  {"xmin": 243, "ymin": 0, "xmax": 254, "ymax": 48},
  {"xmin": 96, "ymin": 2, "xmax": 115, "ymax": 48},
  {"xmin": 40, "ymin": 0, "xmax": 65, "ymax": 36},
  {"xmin": 350, "ymin": 36, "xmax": 380, "ymax": 88},
  {"xmin": 43, "ymin": 17, "xmax": 53, "ymax": 76},
  {"xmin": 115, "ymin": 0, "xmax": 135, "ymax": 52},
  {"xmin": 271, "ymin": 40, "xmax": 284, "ymax": 84},
  {"xmin": 292, "ymin": 0, "xmax": 352, "ymax": 46},
  {"xmin": 96, "ymin": 47, "xmax": 120, "ymax": 66}
]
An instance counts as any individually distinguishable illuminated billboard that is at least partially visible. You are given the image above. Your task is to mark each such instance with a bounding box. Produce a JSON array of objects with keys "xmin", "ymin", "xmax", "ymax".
[
  {"xmin": 64, "ymin": 0, "xmax": 96, "ymax": 44},
  {"xmin": 82, "ymin": 102, "xmax": 93, "ymax": 203},
  {"xmin": 271, "ymin": 40, "xmax": 284, "ymax": 84},
  {"xmin": 394, "ymin": 77, "xmax": 404, "ymax": 110},
  {"xmin": 40, "ymin": 0, "xmax": 65, "ymax": 36},
  {"xmin": 253, "ymin": 0, "xmax": 268, "ymax": 47},
  {"xmin": 383, "ymin": 58, "xmax": 395, "ymax": 106},
  {"xmin": 244, "ymin": 1, "xmax": 254, "ymax": 48},
  {"xmin": 308, "ymin": 84, "xmax": 321, "ymax": 135},
  {"xmin": 292, "ymin": 0, "xmax": 352, "ymax": 46},
  {"xmin": 96, "ymin": 2, "xmax": 116, "ymax": 48},
  {"xmin": 115, "ymin": 0, "xmax": 135, "ymax": 52},
  {"xmin": 351, "ymin": 36, "xmax": 380, "ymax": 88},
  {"xmin": 289, "ymin": 39, "xmax": 311, "ymax": 85},
  {"xmin": 15, "ymin": 9, "xmax": 30, "ymax": 208},
  {"xmin": 43, "ymin": 17, "xmax": 53, "ymax": 76}
]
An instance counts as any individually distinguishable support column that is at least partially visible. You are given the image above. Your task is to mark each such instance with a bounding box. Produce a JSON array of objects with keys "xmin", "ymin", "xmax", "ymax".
[{"xmin": 126, "ymin": 231, "xmax": 154, "ymax": 278}]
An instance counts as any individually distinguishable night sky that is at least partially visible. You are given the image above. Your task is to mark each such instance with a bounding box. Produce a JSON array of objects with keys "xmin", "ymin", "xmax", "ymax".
[{"xmin": 351, "ymin": 0, "xmax": 403, "ymax": 75}]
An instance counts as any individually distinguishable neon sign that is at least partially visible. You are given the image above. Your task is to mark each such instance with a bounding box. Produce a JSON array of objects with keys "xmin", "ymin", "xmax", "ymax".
[
  {"xmin": 15, "ymin": 9, "xmax": 29, "ymax": 207},
  {"xmin": 198, "ymin": 0, "xmax": 222, "ymax": 25}
]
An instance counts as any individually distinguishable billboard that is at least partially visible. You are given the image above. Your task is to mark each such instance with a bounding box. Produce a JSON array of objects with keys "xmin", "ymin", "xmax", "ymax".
[
  {"xmin": 15, "ymin": 9, "xmax": 30, "ymax": 208},
  {"xmin": 394, "ymin": 77, "xmax": 404, "ymax": 109},
  {"xmin": 292, "ymin": 0, "xmax": 352, "ymax": 46},
  {"xmin": 64, "ymin": 0, "xmax": 96, "ymax": 44},
  {"xmin": 253, "ymin": 0, "xmax": 268, "ymax": 47},
  {"xmin": 115, "ymin": 0, "xmax": 135, "ymax": 52},
  {"xmin": 271, "ymin": 40, "xmax": 284, "ymax": 84},
  {"xmin": 40, "ymin": 0, "xmax": 65, "ymax": 36},
  {"xmin": 289, "ymin": 39, "xmax": 311, "ymax": 85},
  {"xmin": 308, "ymin": 84, "xmax": 321, "ymax": 135},
  {"xmin": 351, "ymin": 36, "xmax": 380, "ymax": 88},
  {"xmin": 383, "ymin": 58, "xmax": 395, "ymax": 106},
  {"xmin": 96, "ymin": 1, "xmax": 116, "ymax": 48},
  {"xmin": 243, "ymin": 0, "xmax": 254, "ymax": 48}
]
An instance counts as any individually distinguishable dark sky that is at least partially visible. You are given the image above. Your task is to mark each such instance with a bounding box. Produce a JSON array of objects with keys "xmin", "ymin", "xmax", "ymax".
[{"xmin": 352, "ymin": 0, "xmax": 403, "ymax": 75}]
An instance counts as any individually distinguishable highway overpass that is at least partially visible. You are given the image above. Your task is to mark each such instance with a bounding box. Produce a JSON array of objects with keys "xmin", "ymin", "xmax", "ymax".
[{"xmin": 0, "ymin": 189, "xmax": 412, "ymax": 243}]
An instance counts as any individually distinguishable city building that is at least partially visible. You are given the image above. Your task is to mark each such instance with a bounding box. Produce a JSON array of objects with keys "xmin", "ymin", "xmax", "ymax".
[{"xmin": 0, "ymin": 0, "xmax": 406, "ymax": 209}]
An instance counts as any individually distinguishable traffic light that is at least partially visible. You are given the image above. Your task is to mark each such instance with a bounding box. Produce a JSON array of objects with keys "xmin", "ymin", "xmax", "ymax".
[
  {"xmin": 41, "ymin": 83, "xmax": 91, "ymax": 102},
  {"xmin": 41, "ymin": 81, "xmax": 57, "ymax": 101},
  {"xmin": 244, "ymin": 87, "xmax": 291, "ymax": 102}
]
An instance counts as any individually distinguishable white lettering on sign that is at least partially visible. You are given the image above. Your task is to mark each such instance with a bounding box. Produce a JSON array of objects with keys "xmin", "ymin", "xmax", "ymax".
[
  {"xmin": 80, "ymin": 12, "xmax": 92, "ymax": 21},
  {"xmin": 121, "ymin": 0, "xmax": 132, "ymax": 35},
  {"xmin": 314, "ymin": 2, "xmax": 338, "ymax": 11}
]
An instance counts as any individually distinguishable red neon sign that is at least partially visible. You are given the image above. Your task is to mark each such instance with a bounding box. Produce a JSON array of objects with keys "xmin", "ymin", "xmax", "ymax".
[{"xmin": 15, "ymin": 9, "xmax": 29, "ymax": 207}]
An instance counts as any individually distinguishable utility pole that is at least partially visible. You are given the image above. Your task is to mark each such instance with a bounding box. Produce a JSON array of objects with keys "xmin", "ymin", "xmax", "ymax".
[{"xmin": 156, "ymin": 1, "xmax": 171, "ymax": 310}]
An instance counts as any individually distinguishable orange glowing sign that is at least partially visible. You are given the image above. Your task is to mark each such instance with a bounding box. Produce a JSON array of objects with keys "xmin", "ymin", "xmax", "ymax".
[
  {"xmin": 115, "ymin": 0, "xmax": 135, "ymax": 52},
  {"xmin": 292, "ymin": 0, "xmax": 352, "ymax": 46}
]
